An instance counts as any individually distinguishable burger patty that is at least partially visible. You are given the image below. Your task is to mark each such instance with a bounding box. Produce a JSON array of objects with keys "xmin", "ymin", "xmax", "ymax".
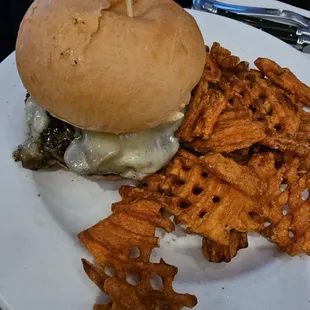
[
  {"xmin": 41, "ymin": 117, "xmax": 75, "ymax": 161},
  {"xmin": 14, "ymin": 95, "xmax": 182, "ymax": 179},
  {"xmin": 14, "ymin": 115, "xmax": 75, "ymax": 170}
]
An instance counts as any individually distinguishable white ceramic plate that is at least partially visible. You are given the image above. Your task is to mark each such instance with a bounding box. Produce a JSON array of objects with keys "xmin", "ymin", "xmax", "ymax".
[{"xmin": 0, "ymin": 9, "xmax": 310, "ymax": 310}]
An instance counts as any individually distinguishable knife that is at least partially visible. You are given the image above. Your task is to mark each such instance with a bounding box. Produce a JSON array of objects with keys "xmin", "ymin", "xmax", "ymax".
[{"xmin": 193, "ymin": 0, "xmax": 310, "ymax": 28}]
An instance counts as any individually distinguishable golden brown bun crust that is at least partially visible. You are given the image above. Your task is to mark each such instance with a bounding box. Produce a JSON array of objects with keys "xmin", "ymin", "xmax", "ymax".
[{"xmin": 16, "ymin": 0, "xmax": 206, "ymax": 133}]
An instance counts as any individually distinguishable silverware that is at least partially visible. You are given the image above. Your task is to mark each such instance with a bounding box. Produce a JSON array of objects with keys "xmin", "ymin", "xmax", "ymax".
[
  {"xmin": 193, "ymin": 1, "xmax": 310, "ymax": 48},
  {"xmin": 297, "ymin": 35, "xmax": 310, "ymax": 46},
  {"xmin": 193, "ymin": 0, "xmax": 310, "ymax": 28}
]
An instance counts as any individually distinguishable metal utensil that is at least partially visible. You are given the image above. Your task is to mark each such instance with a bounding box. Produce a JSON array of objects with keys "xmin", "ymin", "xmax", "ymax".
[
  {"xmin": 193, "ymin": 0, "xmax": 310, "ymax": 28},
  {"xmin": 214, "ymin": 9, "xmax": 310, "ymax": 36},
  {"xmin": 209, "ymin": 8, "xmax": 310, "ymax": 47}
]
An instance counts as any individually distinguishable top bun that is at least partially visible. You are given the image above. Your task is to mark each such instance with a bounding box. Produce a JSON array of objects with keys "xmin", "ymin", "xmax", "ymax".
[{"xmin": 16, "ymin": 0, "xmax": 206, "ymax": 133}]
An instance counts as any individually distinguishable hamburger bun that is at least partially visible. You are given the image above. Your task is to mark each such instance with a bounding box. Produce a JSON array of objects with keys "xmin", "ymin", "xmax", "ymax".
[{"xmin": 16, "ymin": 0, "xmax": 206, "ymax": 133}]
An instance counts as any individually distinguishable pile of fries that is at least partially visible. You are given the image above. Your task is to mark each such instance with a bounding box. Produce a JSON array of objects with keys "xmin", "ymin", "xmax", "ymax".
[
  {"xmin": 143, "ymin": 43, "xmax": 310, "ymax": 262},
  {"xmin": 79, "ymin": 43, "xmax": 310, "ymax": 308}
]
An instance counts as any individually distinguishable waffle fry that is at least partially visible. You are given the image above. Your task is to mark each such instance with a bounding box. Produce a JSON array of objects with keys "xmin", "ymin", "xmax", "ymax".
[
  {"xmin": 221, "ymin": 72, "xmax": 300, "ymax": 136},
  {"xmin": 261, "ymin": 134, "xmax": 310, "ymax": 156},
  {"xmin": 248, "ymin": 153, "xmax": 310, "ymax": 255},
  {"xmin": 200, "ymin": 153, "xmax": 266, "ymax": 197},
  {"xmin": 79, "ymin": 189, "xmax": 197, "ymax": 309},
  {"xmin": 255, "ymin": 58, "xmax": 310, "ymax": 106},
  {"xmin": 219, "ymin": 74, "xmax": 261, "ymax": 108},
  {"xmin": 202, "ymin": 232, "xmax": 248, "ymax": 263},
  {"xmin": 192, "ymin": 89, "xmax": 227, "ymax": 140},
  {"xmin": 143, "ymin": 150, "xmax": 262, "ymax": 247},
  {"xmin": 252, "ymin": 77, "xmax": 300, "ymax": 133},
  {"xmin": 176, "ymin": 76, "xmax": 209, "ymax": 143},
  {"xmin": 210, "ymin": 42, "xmax": 241, "ymax": 69},
  {"xmin": 188, "ymin": 115, "xmax": 266, "ymax": 153},
  {"xmin": 177, "ymin": 87, "xmax": 228, "ymax": 142},
  {"xmin": 271, "ymin": 86, "xmax": 300, "ymax": 134},
  {"xmin": 177, "ymin": 52, "xmax": 268, "ymax": 153},
  {"xmin": 204, "ymin": 52, "xmax": 222, "ymax": 83}
]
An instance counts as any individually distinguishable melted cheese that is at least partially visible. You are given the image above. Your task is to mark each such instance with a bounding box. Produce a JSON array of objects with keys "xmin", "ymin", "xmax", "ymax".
[
  {"xmin": 25, "ymin": 96, "xmax": 50, "ymax": 138},
  {"xmin": 19, "ymin": 97, "xmax": 50, "ymax": 159},
  {"xmin": 64, "ymin": 120, "xmax": 181, "ymax": 179},
  {"xmin": 25, "ymin": 97, "xmax": 181, "ymax": 179}
]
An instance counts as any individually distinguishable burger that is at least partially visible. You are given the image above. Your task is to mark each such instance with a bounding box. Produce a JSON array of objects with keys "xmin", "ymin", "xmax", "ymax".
[{"xmin": 14, "ymin": 0, "xmax": 206, "ymax": 180}]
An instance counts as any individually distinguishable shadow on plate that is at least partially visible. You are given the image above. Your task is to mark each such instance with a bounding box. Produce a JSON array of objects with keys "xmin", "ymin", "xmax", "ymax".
[
  {"xmin": 32, "ymin": 169, "xmax": 132, "ymax": 241},
  {"xmin": 152, "ymin": 223, "xmax": 289, "ymax": 284},
  {"xmin": 95, "ymin": 293, "xmax": 111, "ymax": 308},
  {"xmin": 31, "ymin": 169, "xmax": 301, "ymax": 287}
]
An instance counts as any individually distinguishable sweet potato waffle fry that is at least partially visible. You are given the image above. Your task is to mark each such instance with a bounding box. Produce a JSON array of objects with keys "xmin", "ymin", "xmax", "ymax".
[
  {"xmin": 143, "ymin": 150, "xmax": 263, "ymax": 262},
  {"xmin": 255, "ymin": 58, "xmax": 310, "ymax": 106},
  {"xmin": 124, "ymin": 182, "xmax": 250, "ymax": 263},
  {"xmin": 188, "ymin": 117, "xmax": 266, "ymax": 155},
  {"xmin": 78, "ymin": 189, "xmax": 197, "ymax": 309},
  {"xmin": 192, "ymin": 89, "xmax": 227, "ymax": 140},
  {"xmin": 249, "ymin": 153, "xmax": 310, "ymax": 255},
  {"xmin": 204, "ymin": 51, "xmax": 222, "ymax": 83},
  {"xmin": 202, "ymin": 232, "xmax": 248, "ymax": 263},
  {"xmin": 210, "ymin": 42, "xmax": 243, "ymax": 70},
  {"xmin": 200, "ymin": 153, "xmax": 266, "ymax": 197}
]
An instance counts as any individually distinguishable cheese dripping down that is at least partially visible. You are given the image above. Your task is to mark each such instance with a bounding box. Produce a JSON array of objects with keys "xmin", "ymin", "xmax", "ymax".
[{"xmin": 26, "ymin": 97, "xmax": 182, "ymax": 180}]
